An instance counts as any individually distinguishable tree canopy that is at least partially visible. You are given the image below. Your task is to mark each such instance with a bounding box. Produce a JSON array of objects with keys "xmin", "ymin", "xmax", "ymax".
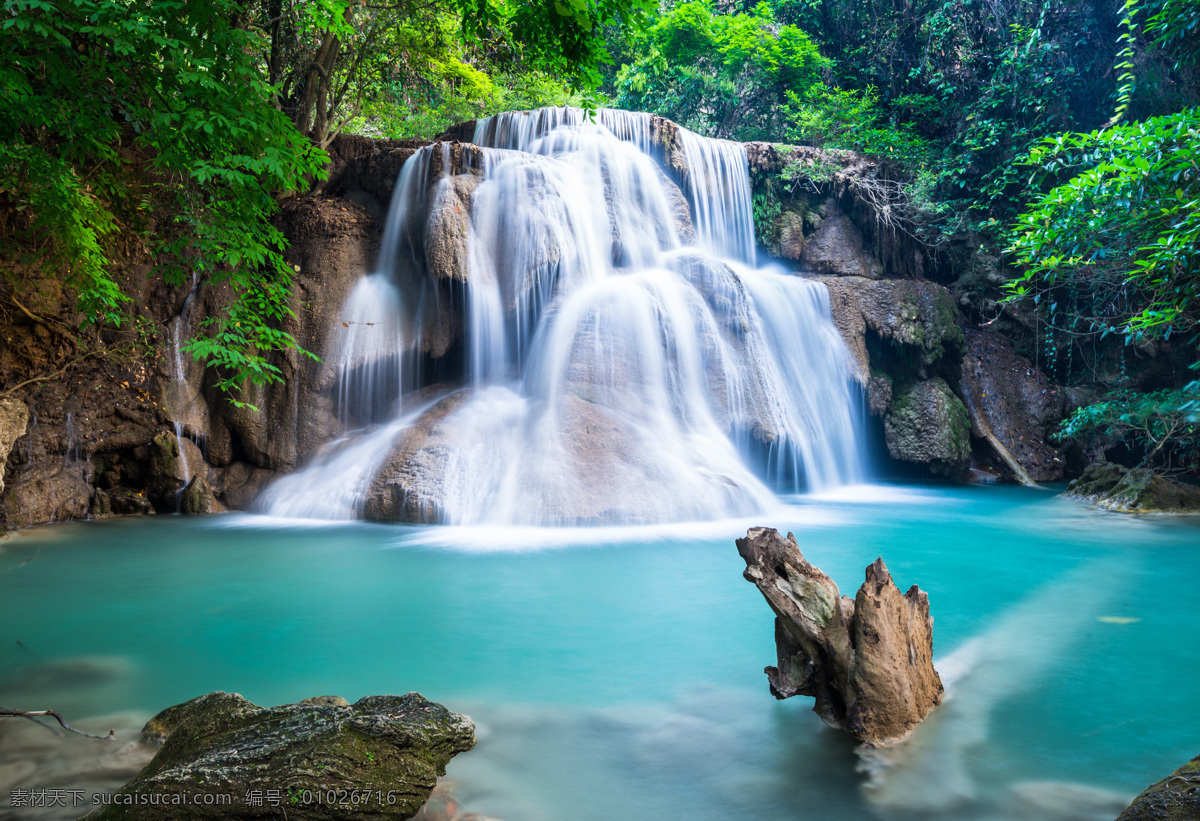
[{"xmin": 0, "ymin": 0, "xmax": 650, "ymax": 402}]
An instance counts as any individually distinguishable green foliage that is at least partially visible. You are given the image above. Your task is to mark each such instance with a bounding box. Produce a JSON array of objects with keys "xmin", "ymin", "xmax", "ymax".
[
  {"xmin": 1006, "ymin": 109, "xmax": 1200, "ymax": 344},
  {"xmin": 784, "ymin": 86, "xmax": 933, "ymax": 169},
  {"xmin": 1, "ymin": 0, "xmax": 649, "ymax": 403},
  {"xmin": 1, "ymin": 0, "xmax": 327, "ymax": 400},
  {"xmin": 1147, "ymin": 0, "xmax": 1200, "ymax": 65},
  {"xmin": 614, "ymin": 1, "xmax": 827, "ymax": 140},
  {"xmin": 1057, "ymin": 383, "xmax": 1200, "ymax": 472}
]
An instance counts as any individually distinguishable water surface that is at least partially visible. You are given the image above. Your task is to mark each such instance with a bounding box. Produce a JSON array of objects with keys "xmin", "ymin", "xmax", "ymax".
[{"xmin": 1, "ymin": 484, "xmax": 1197, "ymax": 820}]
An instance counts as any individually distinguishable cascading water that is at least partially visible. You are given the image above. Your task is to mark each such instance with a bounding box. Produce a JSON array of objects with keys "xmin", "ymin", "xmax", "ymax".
[{"xmin": 263, "ymin": 107, "xmax": 866, "ymax": 525}]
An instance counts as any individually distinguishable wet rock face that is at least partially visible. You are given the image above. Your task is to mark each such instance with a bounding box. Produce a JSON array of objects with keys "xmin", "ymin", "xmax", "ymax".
[
  {"xmin": 1064, "ymin": 462, "xmax": 1200, "ymax": 513},
  {"xmin": 884, "ymin": 378, "xmax": 971, "ymax": 478},
  {"xmin": 736, "ymin": 527, "xmax": 943, "ymax": 745},
  {"xmin": 958, "ymin": 329, "xmax": 1064, "ymax": 482},
  {"xmin": 800, "ymin": 211, "xmax": 884, "ymax": 279},
  {"xmin": 1116, "ymin": 753, "xmax": 1200, "ymax": 821},
  {"xmin": 202, "ymin": 196, "xmax": 379, "ymax": 479},
  {"xmin": 818, "ymin": 276, "xmax": 963, "ymax": 384},
  {"xmin": 86, "ymin": 691, "xmax": 476, "ymax": 821},
  {"xmin": 0, "ymin": 398, "xmax": 29, "ymax": 495},
  {"xmin": 363, "ymin": 391, "xmax": 470, "ymax": 524}
]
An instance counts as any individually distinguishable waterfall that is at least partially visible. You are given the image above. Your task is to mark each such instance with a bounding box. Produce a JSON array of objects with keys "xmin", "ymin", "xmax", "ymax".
[
  {"xmin": 161, "ymin": 273, "xmax": 208, "ymax": 510},
  {"xmin": 263, "ymin": 108, "xmax": 866, "ymax": 525}
]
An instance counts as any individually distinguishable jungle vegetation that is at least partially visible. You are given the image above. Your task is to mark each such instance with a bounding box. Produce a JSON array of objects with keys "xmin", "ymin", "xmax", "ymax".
[{"xmin": 1, "ymin": 0, "xmax": 1197, "ymax": 467}]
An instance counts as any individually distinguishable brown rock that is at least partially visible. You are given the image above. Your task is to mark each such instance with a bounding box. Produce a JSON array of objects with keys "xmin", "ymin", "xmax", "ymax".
[
  {"xmin": 818, "ymin": 277, "xmax": 963, "ymax": 384},
  {"xmin": 958, "ymin": 329, "xmax": 1065, "ymax": 482},
  {"xmin": 736, "ymin": 526, "xmax": 943, "ymax": 744},
  {"xmin": 424, "ymin": 175, "xmax": 477, "ymax": 283},
  {"xmin": 0, "ymin": 397, "xmax": 30, "ymax": 495},
  {"xmin": 801, "ymin": 210, "xmax": 884, "ymax": 278},
  {"xmin": 363, "ymin": 391, "xmax": 471, "ymax": 523}
]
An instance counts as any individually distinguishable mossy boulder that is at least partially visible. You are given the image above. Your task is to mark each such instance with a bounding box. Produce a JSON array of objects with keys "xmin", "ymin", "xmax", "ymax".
[
  {"xmin": 884, "ymin": 378, "xmax": 971, "ymax": 478},
  {"xmin": 85, "ymin": 691, "xmax": 475, "ymax": 820},
  {"xmin": 1115, "ymin": 753, "xmax": 1200, "ymax": 820},
  {"xmin": 1063, "ymin": 463, "xmax": 1200, "ymax": 513},
  {"xmin": 180, "ymin": 474, "xmax": 225, "ymax": 515}
]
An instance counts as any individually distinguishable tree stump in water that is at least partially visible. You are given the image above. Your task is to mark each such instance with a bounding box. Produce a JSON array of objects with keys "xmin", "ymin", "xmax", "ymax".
[{"xmin": 736, "ymin": 526, "xmax": 943, "ymax": 745}]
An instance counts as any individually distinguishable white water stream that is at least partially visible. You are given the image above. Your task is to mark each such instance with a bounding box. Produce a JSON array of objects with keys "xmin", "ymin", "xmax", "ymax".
[{"xmin": 264, "ymin": 108, "xmax": 865, "ymax": 525}]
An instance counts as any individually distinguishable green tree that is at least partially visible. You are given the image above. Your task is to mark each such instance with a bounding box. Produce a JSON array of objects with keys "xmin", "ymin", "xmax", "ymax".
[
  {"xmin": 1, "ymin": 0, "xmax": 651, "ymax": 404},
  {"xmin": 1, "ymin": 0, "xmax": 329, "ymax": 402},
  {"xmin": 614, "ymin": 1, "xmax": 827, "ymax": 141}
]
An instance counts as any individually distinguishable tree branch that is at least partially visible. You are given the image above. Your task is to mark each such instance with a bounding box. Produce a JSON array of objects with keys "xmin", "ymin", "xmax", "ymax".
[{"xmin": 0, "ymin": 708, "xmax": 115, "ymax": 740}]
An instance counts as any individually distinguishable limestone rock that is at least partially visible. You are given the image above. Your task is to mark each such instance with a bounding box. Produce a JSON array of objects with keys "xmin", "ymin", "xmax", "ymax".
[
  {"xmin": 85, "ymin": 691, "xmax": 476, "ymax": 821},
  {"xmin": 424, "ymin": 175, "xmax": 477, "ymax": 282},
  {"xmin": 777, "ymin": 209, "xmax": 805, "ymax": 260},
  {"xmin": 204, "ymin": 195, "xmax": 375, "ymax": 476},
  {"xmin": 736, "ymin": 527, "xmax": 943, "ymax": 744},
  {"xmin": 180, "ymin": 473, "xmax": 225, "ymax": 515},
  {"xmin": 867, "ymin": 375, "xmax": 893, "ymax": 419},
  {"xmin": 654, "ymin": 165, "xmax": 696, "ymax": 245},
  {"xmin": 958, "ymin": 329, "xmax": 1065, "ymax": 482},
  {"xmin": 1063, "ymin": 462, "xmax": 1200, "ymax": 513},
  {"xmin": 1115, "ymin": 753, "xmax": 1200, "ymax": 821},
  {"xmin": 801, "ymin": 211, "xmax": 884, "ymax": 278},
  {"xmin": 363, "ymin": 391, "xmax": 470, "ymax": 523},
  {"xmin": 0, "ymin": 397, "xmax": 30, "ymax": 495},
  {"xmin": 885, "ymin": 378, "xmax": 971, "ymax": 478},
  {"xmin": 217, "ymin": 462, "xmax": 277, "ymax": 510},
  {"xmin": 0, "ymin": 461, "xmax": 92, "ymax": 526},
  {"xmin": 818, "ymin": 277, "xmax": 963, "ymax": 384}
]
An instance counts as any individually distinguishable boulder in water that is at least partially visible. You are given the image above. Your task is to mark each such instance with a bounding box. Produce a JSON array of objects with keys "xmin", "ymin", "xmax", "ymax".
[
  {"xmin": 424, "ymin": 175, "xmax": 478, "ymax": 283},
  {"xmin": 1115, "ymin": 753, "xmax": 1200, "ymax": 821},
  {"xmin": 1063, "ymin": 462, "xmax": 1200, "ymax": 513},
  {"xmin": 364, "ymin": 391, "xmax": 470, "ymax": 523},
  {"xmin": 884, "ymin": 378, "xmax": 971, "ymax": 479},
  {"xmin": 736, "ymin": 527, "xmax": 943, "ymax": 744},
  {"xmin": 180, "ymin": 473, "xmax": 225, "ymax": 515},
  {"xmin": 85, "ymin": 691, "xmax": 476, "ymax": 821}
]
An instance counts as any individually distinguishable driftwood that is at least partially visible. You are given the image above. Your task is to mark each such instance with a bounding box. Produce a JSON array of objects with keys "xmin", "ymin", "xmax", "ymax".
[
  {"xmin": 0, "ymin": 707, "xmax": 115, "ymax": 740},
  {"xmin": 736, "ymin": 527, "xmax": 944, "ymax": 744}
]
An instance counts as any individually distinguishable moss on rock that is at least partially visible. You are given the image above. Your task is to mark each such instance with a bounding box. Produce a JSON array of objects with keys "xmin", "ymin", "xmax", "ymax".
[
  {"xmin": 1115, "ymin": 753, "xmax": 1200, "ymax": 820},
  {"xmin": 1064, "ymin": 463, "xmax": 1200, "ymax": 513},
  {"xmin": 884, "ymin": 378, "xmax": 971, "ymax": 478},
  {"xmin": 85, "ymin": 691, "xmax": 475, "ymax": 820}
]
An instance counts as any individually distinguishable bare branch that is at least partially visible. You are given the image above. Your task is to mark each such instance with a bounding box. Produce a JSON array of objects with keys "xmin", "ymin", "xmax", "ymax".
[{"xmin": 0, "ymin": 708, "xmax": 116, "ymax": 740}]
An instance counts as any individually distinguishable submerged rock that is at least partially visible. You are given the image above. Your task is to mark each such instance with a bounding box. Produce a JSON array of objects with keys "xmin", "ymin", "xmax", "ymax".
[
  {"xmin": 1116, "ymin": 753, "xmax": 1200, "ymax": 821},
  {"xmin": 86, "ymin": 691, "xmax": 476, "ymax": 820},
  {"xmin": 884, "ymin": 378, "xmax": 971, "ymax": 478},
  {"xmin": 736, "ymin": 527, "xmax": 943, "ymax": 744},
  {"xmin": 1063, "ymin": 462, "xmax": 1200, "ymax": 513}
]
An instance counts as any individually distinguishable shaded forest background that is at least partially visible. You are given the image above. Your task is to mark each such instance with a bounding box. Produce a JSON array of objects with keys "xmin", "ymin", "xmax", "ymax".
[{"xmin": 2, "ymin": 0, "xmax": 1198, "ymax": 473}]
